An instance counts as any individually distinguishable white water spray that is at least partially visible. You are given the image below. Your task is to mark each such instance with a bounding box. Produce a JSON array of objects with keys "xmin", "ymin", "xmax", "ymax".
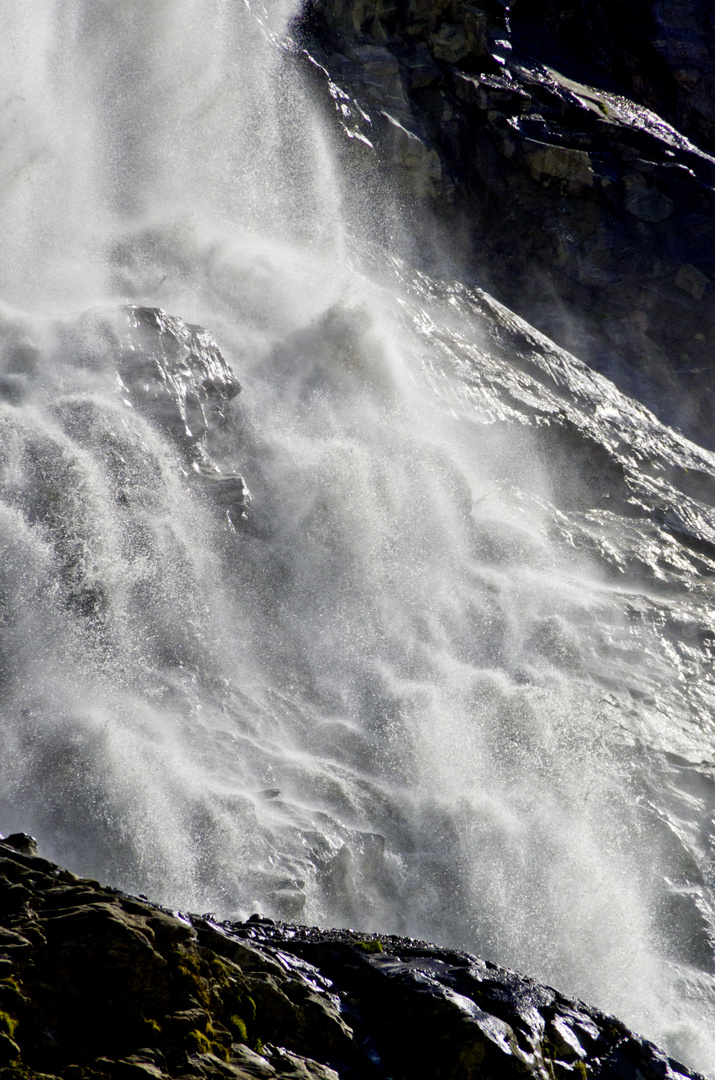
[{"xmin": 1, "ymin": 2, "xmax": 715, "ymax": 1075}]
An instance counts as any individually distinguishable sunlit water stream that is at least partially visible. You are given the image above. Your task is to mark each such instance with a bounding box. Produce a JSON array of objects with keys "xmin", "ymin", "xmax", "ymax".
[{"xmin": 1, "ymin": 1, "xmax": 715, "ymax": 1074}]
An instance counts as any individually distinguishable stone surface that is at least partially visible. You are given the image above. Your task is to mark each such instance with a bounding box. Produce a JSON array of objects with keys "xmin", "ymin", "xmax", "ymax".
[
  {"xmin": 295, "ymin": 0, "xmax": 715, "ymax": 445},
  {"xmin": 510, "ymin": 0, "xmax": 715, "ymax": 155},
  {"xmin": 0, "ymin": 836, "xmax": 705, "ymax": 1080},
  {"xmin": 62, "ymin": 306, "xmax": 252, "ymax": 527},
  {"xmin": 0, "ymin": 305, "xmax": 252, "ymax": 627}
]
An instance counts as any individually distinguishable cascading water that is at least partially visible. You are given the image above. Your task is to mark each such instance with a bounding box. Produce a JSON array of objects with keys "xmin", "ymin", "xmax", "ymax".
[{"xmin": 2, "ymin": 1, "xmax": 715, "ymax": 1075}]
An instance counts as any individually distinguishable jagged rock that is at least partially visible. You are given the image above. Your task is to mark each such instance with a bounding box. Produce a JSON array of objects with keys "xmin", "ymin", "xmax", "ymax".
[
  {"xmin": 675, "ymin": 262, "xmax": 711, "ymax": 300},
  {"xmin": 379, "ymin": 112, "xmax": 443, "ymax": 195},
  {"xmin": 509, "ymin": 0, "xmax": 715, "ymax": 155},
  {"xmin": 392, "ymin": 42, "xmax": 441, "ymax": 89},
  {"xmin": 62, "ymin": 305, "xmax": 252, "ymax": 526},
  {"xmin": 0, "ymin": 837, "xmax": 705, "ymax": 1080},
  {"xmin": 429, "ymin": 23, "xmax": 469, "ymax": 64},
  {"xmin": 452, "ymin": 71, "xmax": 531, "ymax": 113},
  {"xmin": 622, "ymin": 169, "xmax": 675, "ymax": 221},
  {"xmin": 523, "ymin": 141, "xmax": 595, "ymax": 186},
  {"xmin": 69, "ymin": 306, "xmax": 240, "ymax": 449},
  {"xmin": 296, "ymin": 0, "xmax": 715, "ymax": 445},
  {"xmin": 318, "ymin": 0, "xmax": 399, "ymax": 37},
  {"xmin": 1, "ymin": 836, "xmax": 39, "ymax": 858}
]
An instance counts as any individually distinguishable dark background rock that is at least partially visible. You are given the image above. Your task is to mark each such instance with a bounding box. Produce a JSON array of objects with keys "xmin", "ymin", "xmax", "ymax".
[
  {"xmin": 510, "ymin": 0, "xmax": 715, "ymax": 155},
  {"xmin": 294, "ymin": 0, "xmax": 715, "ymax": 447}
]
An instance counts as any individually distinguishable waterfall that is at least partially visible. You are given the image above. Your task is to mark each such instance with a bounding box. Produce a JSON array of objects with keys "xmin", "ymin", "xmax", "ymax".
[{"xmin": 1, "ymin": 2, "xmax": 715, "ymax": 1075}]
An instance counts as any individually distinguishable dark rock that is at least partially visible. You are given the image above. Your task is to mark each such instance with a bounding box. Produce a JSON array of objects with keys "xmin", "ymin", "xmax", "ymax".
[
  {"xmin": 510, "ymin": 0, "xmax": 715, "ymax": 155},
  {"xmin": 0, "ymin": 838, "xmax": 705, "ymax": 1080},
  {"xmin": 296, "ymin": 0, "xmax": 715, "ymax": 446},
  {"xmin": 0, "ymin": 836, "xmax": 38, "ymax": 858},
  {"xmin": 0, "ymin": 1033, "xmax": 20, "ymax": 1066},
  {"xmin": 0, "ymin": 929, "xmax": 32, "ymax": 956}
]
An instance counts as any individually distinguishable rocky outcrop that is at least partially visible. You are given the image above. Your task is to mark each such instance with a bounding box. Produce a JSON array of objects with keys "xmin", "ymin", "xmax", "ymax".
[
  {"xmin": 295, "ymin": 0, "xmax": 715, "ymax": 445},
  {"xmin": 0, "ymin": 305, "xmax": 251, "ymax": 626},
  {"xmin": 510, "ymin": 0, "xmax": 715, "ymax": 156},
  {"xmin": 64, "ymin": 307, "xmax": 251, "ymax": 527},
  {"xmin": 0, "ymin": 834, "xmax": 704, "ymax": 1080}
]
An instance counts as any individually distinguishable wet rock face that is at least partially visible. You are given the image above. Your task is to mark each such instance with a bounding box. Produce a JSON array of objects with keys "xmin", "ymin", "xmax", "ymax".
[
  {"xmin": 510, "ymin": 0, "xmax": 715, "ymax": 156},
  {"xmin": 65, "ymin": 307, "xmax": 251, "ymax": 525},
  {"xmin": 0, "ymin": 836, "xmax": 347, "ymax": 1080},
  {"xmin": 0, "ymin": 305, "xmax": 250, "ymax": 638},
  {"xmin": 0, "ymin": 837, "xmax": 705, "ymax": 1080},
  {"xmin": 297, "ymin": 0, "xmax": 715, "ymax": 446}
]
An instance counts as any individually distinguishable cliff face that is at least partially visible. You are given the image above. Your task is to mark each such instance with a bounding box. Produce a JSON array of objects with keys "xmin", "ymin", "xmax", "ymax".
[
  {"xmin": 295, "ymin": 0, "xmax": 715, "ymax": 445},
  {"xmin": 0, "ymin": 835, "xmax": 705, "ymax": 1080},
  {"xmin": 511, "ymin": 0, "xmax": 715, "ymax": 154}
]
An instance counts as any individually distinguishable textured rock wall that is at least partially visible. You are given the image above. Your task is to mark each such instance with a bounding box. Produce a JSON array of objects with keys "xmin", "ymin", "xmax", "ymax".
[
  {"xmin": 296, "ymin": 0, "xmax": 715, "ymax": 444},
  {"xmin": 0, "ymin": 835, "xmax": 705, "ymax": 1080},
  {"xmin": 510, "ymin": 0, "xmax": 715, "ymax": 155}
]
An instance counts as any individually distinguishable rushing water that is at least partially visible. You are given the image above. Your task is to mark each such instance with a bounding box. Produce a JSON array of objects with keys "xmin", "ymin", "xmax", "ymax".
[{"xmin": 1, "ymin": 1, "xmax": 715, "ymax": 1074}]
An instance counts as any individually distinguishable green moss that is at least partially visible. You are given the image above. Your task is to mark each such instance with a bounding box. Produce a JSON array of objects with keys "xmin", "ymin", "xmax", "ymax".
[
  {"xmin": 0, "ymin": 1062, "xmax": 46, "ymax": 1080},
  {"xmin": 139, "ymin": 1017, "xmax": 162, "ymax": 1037},
  {"xmin": 208, "ymin": 957, "xmax": 233, "ymax": 986},
  {"xmin": 0, "ymin": 1011, "xmax": 19, "ymax": 1038},
  {"xmin": 166, "ymin": 943, "xmax": 265, "ymax": 1058},
  {"xmin": 0, "ymin": 977, "xmax": 27, "ymax": 1013},
  {"xmin": 207, "ymin": 1029, "xmax": 231, "ymax": 1061},
  {"xmin": 574, "ymin": 1064, "xmax": 588, "ymax": 1080},
  {"xmin": 186, "ymin": 1022, "xmax": 232, "ymax": 1061},
  {"xmin": 355, "ymin": 939, "xmax": 383, "ymax": 954},
  {"xmin": 171, "ymin": 948, "xmax": 212, "ymax": 1009},
  {"xmin": 224, "ymin": 988, "xmax": 255, "ymax": 1023},
  {"xmin": 206, "ymin": 1021, "xmax": 231, "ymax": 1047},
  {"xmin": 226, "ymin": 1015, "xmax": 248, "ymax": 1043},
  {"xmin": 187, "ymin": 1029, "xmax": 212, "ymax": 1055}
]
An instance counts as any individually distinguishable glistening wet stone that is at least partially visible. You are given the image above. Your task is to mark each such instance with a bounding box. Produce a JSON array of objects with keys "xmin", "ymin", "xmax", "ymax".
[{"xmin": 0, "ymin": 836, "xmax": 704, "ymax": 1080}]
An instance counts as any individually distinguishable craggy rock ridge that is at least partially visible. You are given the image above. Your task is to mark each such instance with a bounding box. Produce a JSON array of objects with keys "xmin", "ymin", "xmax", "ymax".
[
  {"xmin": 294, "ymin": 0, "xmax": 715, "ymax": 444},
  {"xmin": 0, "ymin": 835, "xmax": 704, "ymax": 1080}
]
